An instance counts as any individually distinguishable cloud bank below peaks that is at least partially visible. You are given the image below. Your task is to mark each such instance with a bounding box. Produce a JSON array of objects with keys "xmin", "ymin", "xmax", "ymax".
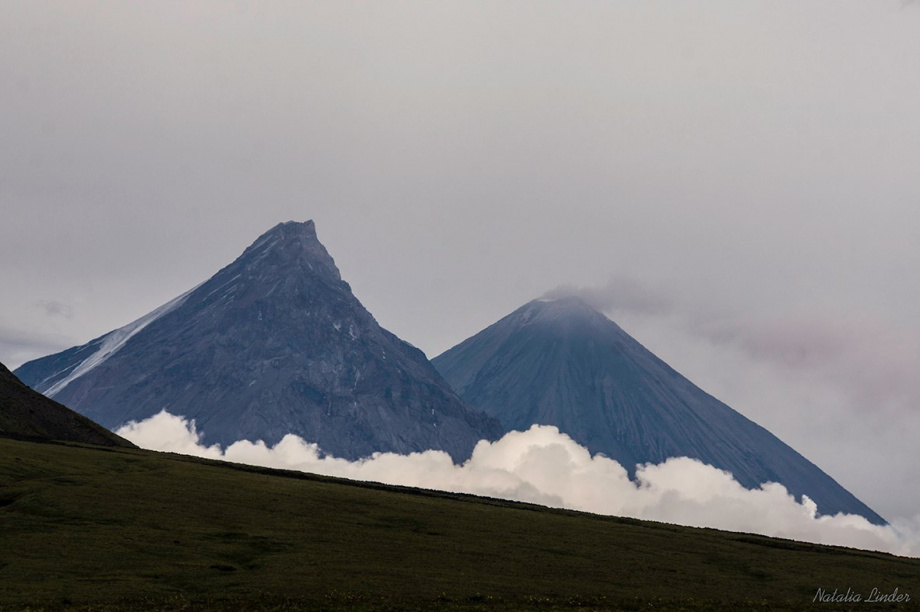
[{"xmin": 117, "ymin": 411, "xmax": 919, "ymax": 557}]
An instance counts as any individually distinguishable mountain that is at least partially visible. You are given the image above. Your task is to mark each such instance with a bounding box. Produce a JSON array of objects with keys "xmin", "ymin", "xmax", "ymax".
[
  {"xmin": 432, "ymin": 297, "xmax": 884, "ymax": 524},
  {"xmin": 15, "ymin": 221, "xmax": 502, "ymax": 460},
  {"xmin": 0, "ymin": 361, "xmax": 134, "ymax": 447}
]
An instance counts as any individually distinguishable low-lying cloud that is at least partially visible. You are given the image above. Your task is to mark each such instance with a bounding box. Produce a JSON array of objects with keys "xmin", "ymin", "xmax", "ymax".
[
  {"xmin": 545, "ymin": 278, "xmax": 920, "ymax": 406},
  {"xmin": 117, "ymin": 411, "xmax": 919, "ymax": 558},
  {"xmin": 543, "ymin": 276, "xmax": 675, "ymax": 317}
]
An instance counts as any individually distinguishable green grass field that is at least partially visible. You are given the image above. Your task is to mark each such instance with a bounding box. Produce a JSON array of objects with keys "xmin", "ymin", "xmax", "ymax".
[{"xmin": 1, "ymin": 438, "xmax": 917, "ymax": 611}]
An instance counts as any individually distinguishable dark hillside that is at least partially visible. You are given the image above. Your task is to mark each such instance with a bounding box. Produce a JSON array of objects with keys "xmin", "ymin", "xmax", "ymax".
[
  {"xmin": 1, "ymin": 438, "xmax": 916, "ymax": 611},
  {"xmin": 0, "ymin": 361, "xmax": 133, "ymax": 448}
]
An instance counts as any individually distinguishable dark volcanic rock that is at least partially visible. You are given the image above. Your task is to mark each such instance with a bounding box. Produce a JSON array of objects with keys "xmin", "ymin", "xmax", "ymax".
[
  {"xmin": 16, "ymin": 221, "xmax": 502, "ymax": 460},
  {"xmin": 432, "ymin": 296, "xmax": 885, "ymax": 524},
  {"xmin": 0, "ymin": 361, "xmax": 134, "ymax": 447}
]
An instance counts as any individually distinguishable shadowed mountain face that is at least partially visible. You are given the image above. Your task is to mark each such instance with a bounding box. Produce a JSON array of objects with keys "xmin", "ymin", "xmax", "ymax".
[
  {"xmin": 0, "ymin": 361, "xmax": 134, "ymax": 447},
  {"xmin": 433, "ymin": 297, "xmax": 884, "ymax": 524},
  {"xmin": 15, "ymin": 221, "xmax": 502, "ymax": 460}
]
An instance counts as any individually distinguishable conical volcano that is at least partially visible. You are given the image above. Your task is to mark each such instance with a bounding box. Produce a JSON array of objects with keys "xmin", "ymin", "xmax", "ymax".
[
  {"xmin": 15, "ymin": 221, "xmax": 502, "ymax": 460},
  {"xmin": 432, "ymin": 296, "xmax": 884, "ymax": 524}
]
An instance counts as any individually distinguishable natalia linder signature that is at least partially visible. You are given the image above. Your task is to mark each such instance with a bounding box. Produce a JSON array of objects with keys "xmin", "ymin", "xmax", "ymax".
[{"xmin": 814, "ymin": 587, "xmax": 910, "ymax": 603}]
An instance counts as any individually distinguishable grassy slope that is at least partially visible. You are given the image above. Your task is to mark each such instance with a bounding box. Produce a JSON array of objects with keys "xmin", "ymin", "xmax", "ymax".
[{"xmin": 0, "ymin": 439, "xmax": 917, "ymax": 611}]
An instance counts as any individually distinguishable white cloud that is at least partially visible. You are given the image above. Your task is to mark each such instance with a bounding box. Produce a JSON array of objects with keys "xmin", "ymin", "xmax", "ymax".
[{"xmin": 118, "ymin": 411, "xmax": 920, "ymax": 558}]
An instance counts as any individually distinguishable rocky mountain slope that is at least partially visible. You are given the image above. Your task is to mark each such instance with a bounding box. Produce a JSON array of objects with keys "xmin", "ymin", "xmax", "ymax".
[{"xmin": 16, "ymin": 221, "xmax": 501, "ymax": 460}]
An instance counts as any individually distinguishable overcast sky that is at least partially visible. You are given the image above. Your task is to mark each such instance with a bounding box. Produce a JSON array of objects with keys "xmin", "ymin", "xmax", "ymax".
[{"xmin": 2, "ymin": 2, "xmax": 918, "ymax": 521}]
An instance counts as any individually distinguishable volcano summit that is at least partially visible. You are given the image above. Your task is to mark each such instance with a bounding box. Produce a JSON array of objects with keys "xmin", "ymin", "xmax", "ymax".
[{"xmin": 433, "ymin": 296, "xmax": 884, "ymax": 524}]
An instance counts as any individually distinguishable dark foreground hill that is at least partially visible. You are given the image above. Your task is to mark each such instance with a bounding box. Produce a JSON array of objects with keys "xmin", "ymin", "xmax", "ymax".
[
  {"xmin": 1, "ymin": 438, "xmax": 917, "ymax": 612},
  {"xmin": 15, "ymin": 221, "xmax": 501, "ymax": 460},
  {"xmin": 0, "ymin": 361, "xmax": 133, "ymax": 448},
  {"xmin": 433, "ymin": 297, "xmax": 884, "ymax": 524}
]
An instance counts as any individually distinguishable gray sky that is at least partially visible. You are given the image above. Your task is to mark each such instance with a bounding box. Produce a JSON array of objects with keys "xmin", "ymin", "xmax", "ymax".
[{"xmin": 2, "ymin": 1, "xmax": 918, "ymax": 520}]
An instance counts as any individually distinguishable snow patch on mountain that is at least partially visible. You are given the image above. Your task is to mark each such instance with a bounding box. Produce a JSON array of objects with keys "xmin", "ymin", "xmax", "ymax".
[{"xmin": 43, "ymin": 286, "xmax": 197, "ymax": 398}]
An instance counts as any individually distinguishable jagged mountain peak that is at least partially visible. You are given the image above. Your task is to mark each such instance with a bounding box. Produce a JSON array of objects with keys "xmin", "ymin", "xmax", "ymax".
[
  {"xmin": 16, "ymin": 222, "xmax": 502, "ymax": 459},
  {"xmin": 237, "ymin": 220, "xmax": 343, "ymax": 284}
]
